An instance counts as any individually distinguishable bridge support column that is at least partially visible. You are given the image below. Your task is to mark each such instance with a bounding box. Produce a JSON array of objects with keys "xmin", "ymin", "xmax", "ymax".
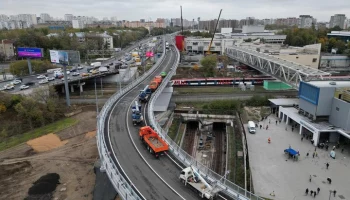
[
  {"xmin": 79, "ymin": 82, "xmax": 85, "ymax": 93},
  {"xmin": 70, "ymin": 85, "xmax": 74, "ymax": 93},
  {"xmin": 61, "ymin": 86, "xmax": 65, "ymax": 93}
]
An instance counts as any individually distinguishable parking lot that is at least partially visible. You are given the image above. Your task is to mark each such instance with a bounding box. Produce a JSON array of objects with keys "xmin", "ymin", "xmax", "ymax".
[{"xmin": 245, "ymin": 115, "xmax": 350, "ymax": 200}]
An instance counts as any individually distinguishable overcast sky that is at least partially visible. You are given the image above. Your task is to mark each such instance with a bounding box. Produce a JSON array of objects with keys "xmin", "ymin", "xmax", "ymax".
[{"xmin": 1, "ymin": 0, "xmax": 350, "ymax": 22}]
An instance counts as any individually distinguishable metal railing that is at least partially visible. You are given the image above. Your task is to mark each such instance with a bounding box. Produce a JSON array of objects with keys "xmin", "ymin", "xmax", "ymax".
[
  {"xmin": 147, "ymin": 43, "xmax": 264, "ymax": 200},
  {"xmin": 96, "ymin": 37, "xmax": 166, "ymax": 200}
]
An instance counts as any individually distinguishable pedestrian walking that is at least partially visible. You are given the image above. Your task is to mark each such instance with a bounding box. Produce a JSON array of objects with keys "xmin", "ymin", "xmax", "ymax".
[
  {"xmin": 292, "ymin": 127, "xmax": 294, "ymax": 132},
  {"xmin": 309, "ymin": 175, "xmax": 312, "ymax": 182},
  {"xmin": 306, "ymin": 152, "xmax": 309, "ymax": 157},
  {"xmin": 327, "ymin": 177, "xmax": 332, "ymax": 184},
  {"xmin": 326, "ymin": 144, "xmax": 329, "ymax": 151},
  {"xmin": 279, "ymin": 119, "xmax": 281, "ymax": 123},
  {"xmin": 334, "ymin": 190, "xmax": 337, "ymax": 197},
  {"xmin": 276, "ymin": 120, "xmax": 278, "ymax": 125},
  {"xmin": 310, "ymin": 190, "xmax": 313, "ymax": 196},
  {"xmin": 269, "ymin": 119, "xmax": 271, "ymax": 124},
  {"xmin": 317, "ymin": 187, "xmax": 320, "ymax": 194},
  {"xmin": 315, "ymin": 151, "xmax": 318, "ymax": 157},
  {"xmin": 260, "ymin": 125, "xmax": 262, "ymax": 129},
  {"xmin": 301, "ymin": 136, "xmax": 304, "ymax": 141},
  {"xmin": 266, "ymin": 125, "xmax": 269, "ymax": 130},
  {"xmin": 326, "ymin": 162, "xmax": 329, "ymax": 169},
  {"xmin": 313, "ymin": 192, "xmax": 316, "ymax": 198},
  {"xmin": 313, "ymin": 152, "xmax": 315, "ymax": 158},
  {"xmin": 305, "ymin": 188, "xmax": 309, "ymax": 195}
]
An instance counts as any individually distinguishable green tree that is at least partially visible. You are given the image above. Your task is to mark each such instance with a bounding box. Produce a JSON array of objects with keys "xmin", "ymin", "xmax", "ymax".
[
  {"xmin": 200, "ymin": 55, "xmax": 217, "ymax": 77},
  {"xmin": 15, "ymin": 97, "xmax": 44, "ymax": 130},
  {"xmin": 10, "ymin": 60, "xmax": 56, "ymax": 76}
]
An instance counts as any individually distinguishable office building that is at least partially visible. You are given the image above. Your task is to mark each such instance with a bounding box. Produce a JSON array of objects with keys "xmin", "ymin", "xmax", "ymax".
[
  {"xmin": 329, "ymin": 14, "xmax": 347, "ymax": 29},
  {"xmin": 277, "ymin": 81, "xmax": 350, "ymax": 146}
]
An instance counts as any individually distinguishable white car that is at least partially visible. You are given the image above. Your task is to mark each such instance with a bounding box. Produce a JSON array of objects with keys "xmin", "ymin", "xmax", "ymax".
[
  {"xmin": 48, "ymin": 77, "xmax": 55, "ymax": 81},
  {"xmin": 11, "ymin": 80, "xmax": 22, "ymax": 85},
  {"xmin": 5, "ymin": 84, "xmax": 14, "ymax": 90},
  {"xmin": 39, "ymin": 79, "xmax": 48, "ymax": 84},
  {"xmin": 72, "ymin": 72, "xmax": 80, "ymax": 76},
  {"xmin": 37, "ymin": 75, "xmax": 46, "ymax": 79},
  {"xmin": 77, "ymin": 66, "xmax": 84, "ymax": 70},
  {"xmin": 65, "ymin": 71, "xmax": 70, "ymax": 75},
  {"xmin": 20, "ymin": 85, "xmax": 29, "ymax": 90}
]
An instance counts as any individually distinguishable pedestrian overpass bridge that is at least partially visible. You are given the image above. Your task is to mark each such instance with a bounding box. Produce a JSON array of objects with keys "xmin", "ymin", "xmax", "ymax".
[{"xmin": 225, "ymin": 46, "xmax": 331, "ymax": 89}]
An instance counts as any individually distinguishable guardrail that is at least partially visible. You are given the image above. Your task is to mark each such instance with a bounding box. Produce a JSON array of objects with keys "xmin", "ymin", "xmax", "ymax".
[
  {"xmin": 97, "ymin": 36, "xmax": 166, "ymax": 200},
  {"xmin": 147, "ymin": 44, "xmax": 264, "ymax": 200}
]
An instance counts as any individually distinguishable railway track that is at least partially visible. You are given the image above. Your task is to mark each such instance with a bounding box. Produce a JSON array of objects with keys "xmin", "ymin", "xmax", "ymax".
[
  {"xmin": 183, "ymin": 122, "xmax": 197, "ymax": 156},
  {"xmin": 213, "ymin": 130, "xmax": 224, "ymax": 176}
]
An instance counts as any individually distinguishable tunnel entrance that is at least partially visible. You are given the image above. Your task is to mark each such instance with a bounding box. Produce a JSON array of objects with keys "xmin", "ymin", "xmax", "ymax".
[
  {"xmin": 212, "ymin": 122, "xmax": 226, "ymax": 175},
  {"xmin": 183, "ymin": 121, "xmax": 199, "ymax": 156}
]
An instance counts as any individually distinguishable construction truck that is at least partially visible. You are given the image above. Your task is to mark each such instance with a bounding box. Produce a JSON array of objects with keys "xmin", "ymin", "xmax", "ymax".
[
  {"xmin": 139, "ymin": 85, "xmax": 152, "ymax": 103},
  {"xmin": 149, "ymin": 76, "xmax": 163, "ymax": 92},
  {"xmin": 139, "ymin": 126, "xmax": 169, "ymax": 158},
  {"xmin": 179, "ymin": 166, "xmax": 220, "ymax": 199},
  {"xmin": 131, "ymin": 101, "xmax": 143, "ymax": 125}
]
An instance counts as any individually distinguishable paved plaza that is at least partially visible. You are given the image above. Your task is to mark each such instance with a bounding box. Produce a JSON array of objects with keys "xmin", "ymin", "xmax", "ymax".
[{"xmin": 245, "ymin": 115, "xmax": 350, "ymax": 200}]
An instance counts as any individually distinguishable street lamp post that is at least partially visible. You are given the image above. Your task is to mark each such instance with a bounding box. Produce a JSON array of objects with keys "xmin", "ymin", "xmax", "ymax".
[
  {"xmin": 63, "ymin": 64, "xmax": 71, "ymax": 107},
  {"xmin": 94, "ymin": 77, "xmax": 99, "ymax": 114}
]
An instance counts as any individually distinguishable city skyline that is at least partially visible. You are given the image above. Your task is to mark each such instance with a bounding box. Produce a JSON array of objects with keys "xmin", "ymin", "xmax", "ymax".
[{"xmin": 1, "ymin": 0, "xmax": 350, "ymax": 22}]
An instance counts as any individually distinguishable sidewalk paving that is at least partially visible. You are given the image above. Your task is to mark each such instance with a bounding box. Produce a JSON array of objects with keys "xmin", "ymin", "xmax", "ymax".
[{"xmin": 245, "ymin": 115, "xmax": 350, "ymax": 200}]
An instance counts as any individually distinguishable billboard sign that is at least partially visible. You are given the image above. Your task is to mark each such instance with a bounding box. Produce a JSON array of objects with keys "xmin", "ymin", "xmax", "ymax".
[
  {"xmin": 146, "ymin": 51, "xmax": 154, "ymax": 57},
  {"xmin": 17, "ymin": 47, "xmax": 43, "ymax": 58},
  {"xmin": 58, "ymin": 51, "xmax": 69, "ymax": 65},
  {"xmin": 50, "ymin": 50, "xmax": 69, "ymax": 65},
  {"xmin": 49, "ymin": 50, "xmax": 59, "ymax": 63}
]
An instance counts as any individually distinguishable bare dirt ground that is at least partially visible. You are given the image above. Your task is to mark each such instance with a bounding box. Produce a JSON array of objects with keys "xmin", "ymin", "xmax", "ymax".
[{"xmin": 0, "ymin": 107, "xmax": 99, "ymax": 200}]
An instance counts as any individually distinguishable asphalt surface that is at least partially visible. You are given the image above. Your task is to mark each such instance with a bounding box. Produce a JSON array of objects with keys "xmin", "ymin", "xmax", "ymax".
[{"xmin": 105, "ymin": 43, "xmax": 201, "ymax": 200}]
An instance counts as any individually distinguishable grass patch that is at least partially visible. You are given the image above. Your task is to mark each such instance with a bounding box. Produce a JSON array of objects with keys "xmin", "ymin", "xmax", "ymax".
[
  {"xmin": 0, "ymin": 118, "xmax": 79, "ymax": 151},
  {"xmin": 168, "ymin": 117, "xmax": 180, "ymax": 140},
  {"xmin": 174, "ymin": 86, "xmax": 267, "ymax": 94},
  {"xmin": 176, "ymin": 123, "xmax": 186, "ymax": 145}
]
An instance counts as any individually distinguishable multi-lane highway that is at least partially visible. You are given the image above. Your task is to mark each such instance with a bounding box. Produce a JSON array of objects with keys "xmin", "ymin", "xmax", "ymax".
[
  {"xmin": 105, "ymin": 42, "xmax": 203, "ymax": 199},
  {"xmin": 0, "ymin": 37, "xmax": 156, "ymax": 93}
]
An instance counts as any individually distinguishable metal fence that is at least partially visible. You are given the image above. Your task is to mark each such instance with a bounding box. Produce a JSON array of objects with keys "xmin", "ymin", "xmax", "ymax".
[
  {"xmin": 96, "ymin": 36, "xmax": 166, "ymax": 200},
  {"xmin": 147, "ymin": 43, "xmax": 264, "ymax": 200}
]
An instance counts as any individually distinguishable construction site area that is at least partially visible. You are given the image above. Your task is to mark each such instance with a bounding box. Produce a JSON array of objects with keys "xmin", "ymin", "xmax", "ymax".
[{"xmin": 0, "ymin": 107, "xmax": 102, "ymax": 200}]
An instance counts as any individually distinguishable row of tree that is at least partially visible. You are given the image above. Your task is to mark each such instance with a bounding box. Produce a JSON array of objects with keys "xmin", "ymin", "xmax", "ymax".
[
  {"xmin": 0, "ymin": 27, "xmax": 150, "ymax": 61},
  {"xmin": 281, "ymin": 26, "xmax": 350, "ymax": 55},
  {"xmin": 9, "ymin": 60, "xmax": 56, "ymax": 76},
  {"xmin": 0, "ymin": 87, "xmax": 64, "ymax": 138}
]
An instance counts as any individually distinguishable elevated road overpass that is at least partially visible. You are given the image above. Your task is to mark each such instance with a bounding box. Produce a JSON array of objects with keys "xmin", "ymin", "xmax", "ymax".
[
  {"xmin": 226, "ymin": 46, "xmax": 331, "ymax": 89},
  {"xmin": 98, "ymin": 35, "xmax": 264, "ymax": 200}
]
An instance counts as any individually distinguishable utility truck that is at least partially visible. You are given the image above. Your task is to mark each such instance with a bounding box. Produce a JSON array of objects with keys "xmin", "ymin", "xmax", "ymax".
[
  {"xmin": 131, "ymin": 101, "xmax": 143, "ymax": 125},
  {"xmin": 179, "ymin": 166, "xmax": 221, "ymax": 199},
  {"xmin": 139, "ymin": 85, "xmax": 152, "ymax": 102}
]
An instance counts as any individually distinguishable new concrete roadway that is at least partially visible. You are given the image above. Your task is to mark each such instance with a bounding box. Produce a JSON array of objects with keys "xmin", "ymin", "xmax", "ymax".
[{"xmin": 104, "ymin": 44, "xmax": 201, "ymax": 200}]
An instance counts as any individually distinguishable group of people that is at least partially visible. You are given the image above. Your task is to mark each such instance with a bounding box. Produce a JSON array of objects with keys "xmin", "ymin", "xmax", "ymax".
[{"xmin": 305, "ymin": 188, "xmax": 320, "ymax": 198}]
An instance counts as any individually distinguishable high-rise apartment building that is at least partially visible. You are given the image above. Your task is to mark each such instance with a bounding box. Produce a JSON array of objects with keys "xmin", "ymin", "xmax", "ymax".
[
  {"xmin": 40, "ymin": 13, "xmax": 51, "ymax": 23},
  {"xmin": 64, "ymin": 14, "xmax": 74, "ymax": 21},
  {"xmin": 72, "ymin": 19, "xmax": 85, "ymax": 29},
  {"xmin": 17, "ymin": 14, "xmax": 37, "ymax": 25},
  {"xmin": 329, "ymin": 14, "xmax": 347, "ymax": 29},
  {"xmin": 298, "ymin": 15, "xmax": 316, "ymax": 28}
]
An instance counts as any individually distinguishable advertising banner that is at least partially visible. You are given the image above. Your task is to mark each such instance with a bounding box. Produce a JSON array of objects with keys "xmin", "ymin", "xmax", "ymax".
[
  {"xmin": 49, "ymin": 50, "xmax": 59, "ymax": 63},
  {"xmin": 58, "ymin": 51, "xmax": 69, "ymax": 65},
  {"xmin": 18, "ymin": 47, "xmax": 43, "ymax": 58},
  {"xmin": 146, "ymin": 51, "xmax": 154, "ymax": 57}
]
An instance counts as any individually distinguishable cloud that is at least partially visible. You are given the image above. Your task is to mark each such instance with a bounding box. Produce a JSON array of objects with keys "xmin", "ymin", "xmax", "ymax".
[{"xmin": 1, "ymin": 0, "xmax": 350, "ymax": 21}]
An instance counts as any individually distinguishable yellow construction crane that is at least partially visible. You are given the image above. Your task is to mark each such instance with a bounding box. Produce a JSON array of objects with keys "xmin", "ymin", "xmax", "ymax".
[{"xmin": 206, "ymin": 9, "xmax": 222, "ymax": 56}]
